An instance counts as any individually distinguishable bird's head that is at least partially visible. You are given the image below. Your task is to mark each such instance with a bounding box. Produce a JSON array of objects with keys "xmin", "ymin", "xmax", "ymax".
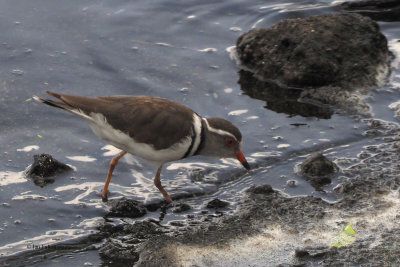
[{"xmin": 200, "ymin": 117, "xmax": 250, "ymax": 170}]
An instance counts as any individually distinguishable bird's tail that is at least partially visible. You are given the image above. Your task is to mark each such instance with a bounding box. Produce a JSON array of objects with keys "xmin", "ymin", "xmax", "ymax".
[
  {"xmin": 33, "ymin": 91, "xmax": 93, "ymax": 121},
  {"xmin": 33, "ymin": 91, "xmax": 72, "ymax": 111}
]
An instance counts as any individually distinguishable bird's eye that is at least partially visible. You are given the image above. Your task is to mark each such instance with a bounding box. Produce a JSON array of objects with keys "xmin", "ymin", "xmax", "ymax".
[{"xmin": 225, "ymin": 136, "xmax": 236, "ymax": 147}]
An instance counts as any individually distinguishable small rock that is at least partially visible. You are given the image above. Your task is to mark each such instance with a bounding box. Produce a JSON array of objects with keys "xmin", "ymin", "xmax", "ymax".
[
  {"xmin": 206, "ymin": 198, "xmax": 229, "ymax": 209},
  {"xmin": 188, "ymin": 168, "xmax": 205, "ymax": 181},
  {"xmin": 145, "ymin": 202, "xmax": 162, "ymax": 212},
  {"xmin": 357, "ymin": 151, "xmax": 371, "ymax": 159},
  {"xmin": 172, "ymin": 202, "xmax": 191, "ymax": 213},
  {"xmin": 369, "ymin": 119, "xmax": 383, "ymax": 128},
  {"xmin": 246, "ymin": 184, "xmax": 274, "ymax": 194},
  {"xmin": 170, "ymin": 221, "xmax": 185, "ymax": 227},
  {"xmin": 107, "ymin": 198, "xmax": 147, "ymax": 218},
  {"xmin": 300, "ymin": 153, "xmax": 338, "ymax": 178},
  {"xmin": 295, "ymin": 249, "xmax": 310, "ymax": 258},
  {"xmin": 295, "ymin": 247, "xmax": 332, "ymax": 259},
  {"xmin": 286, "ymin": 180, "xmax": 298, "ymax": 187},
  {"xmin": 300, "ymin": 153, "xmax": 338, "ymax": 189},
  {"xmin": 26, "ymin": 154, "xmax": 72, "ymax": 187}
]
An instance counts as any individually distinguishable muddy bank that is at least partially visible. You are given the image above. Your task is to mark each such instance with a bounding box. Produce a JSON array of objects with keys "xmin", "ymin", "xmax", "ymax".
[
  {"xmin": 90, "ymin": 119, "xmax": 400, "ymax": 266},
  {"xmin": 2, "ymin": 121, "xmax": 397, "ymax": 266}
]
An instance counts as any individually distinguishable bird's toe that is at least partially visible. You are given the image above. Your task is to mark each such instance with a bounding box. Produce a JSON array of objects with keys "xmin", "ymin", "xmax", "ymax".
[{"xmin": 101, "ymin": 190, "xmax": 108, "ymax": 202}]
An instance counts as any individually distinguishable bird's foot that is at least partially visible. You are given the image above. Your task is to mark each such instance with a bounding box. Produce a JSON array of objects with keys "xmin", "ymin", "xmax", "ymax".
[
  {"xmin": 101, "ymin": 189, "xmax": 108, "ymax": 202},
  {"xmin": 160, "ymin": 200, "xmax": 173, "ymax": 214},
  {"xmin": 164, "ymin": 195, "xmax": 173, "ymax": 203},
  {"xmin": 160, "ymin": 199, "xmax": 173, "ymax": 209}
]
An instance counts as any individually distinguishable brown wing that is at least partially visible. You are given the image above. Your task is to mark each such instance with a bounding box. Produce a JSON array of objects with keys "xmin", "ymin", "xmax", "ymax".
[{"xmin": 43, "ymin": 91, "xmax": 195, "ymax": 150}]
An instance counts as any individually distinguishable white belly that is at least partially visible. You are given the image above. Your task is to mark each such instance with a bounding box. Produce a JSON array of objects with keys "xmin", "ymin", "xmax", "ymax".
[{"xmin": 87, "ymin": 113, "xmax": 191, "ymax": 165}]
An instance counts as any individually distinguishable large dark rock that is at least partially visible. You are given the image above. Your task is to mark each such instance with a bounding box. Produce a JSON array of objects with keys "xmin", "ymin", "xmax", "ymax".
[
  {"xmin": 340, "ymin": 0, "xmax": 400, "ymax": 22},
  {"xmin": 26, "ymin": 153, "xmax": 72, "ymax": 187},
  {"xmin": 236, "ymin": 13, "xmax": 392, "ymax": 89}
]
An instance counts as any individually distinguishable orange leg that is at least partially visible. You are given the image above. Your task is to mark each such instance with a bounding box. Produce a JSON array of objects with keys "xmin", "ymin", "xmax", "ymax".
[
  {"xmin": 101, "ymin": 150, "xmax": 127, "ymax": 202},
  {"xmin": 154, "ymin": 165, "xmax": 173, "ymax": 203}
]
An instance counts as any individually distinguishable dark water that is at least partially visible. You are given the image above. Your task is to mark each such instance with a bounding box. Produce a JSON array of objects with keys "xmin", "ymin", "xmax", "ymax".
[{"xmin": 0, "ymin": 0, "xmax": 399, "ymax": 265}]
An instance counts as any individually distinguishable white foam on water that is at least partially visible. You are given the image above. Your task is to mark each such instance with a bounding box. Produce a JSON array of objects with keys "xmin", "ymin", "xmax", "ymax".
[
  {"xmin": 16, "ymin": 145, "xmax": 39, "ymax": 152},
  {"xmin": 66, "ymin": 155, "xmax": 97, "ymax": 162},
  {"xmin": 0, "ymin": 171, "xmax": 27, "ymax": 186}
]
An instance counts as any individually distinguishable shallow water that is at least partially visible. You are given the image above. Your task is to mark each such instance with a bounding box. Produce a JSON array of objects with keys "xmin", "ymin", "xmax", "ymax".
[{"xmin": 0, "ymin": 0, "xmax": 399, "ymax": 265}]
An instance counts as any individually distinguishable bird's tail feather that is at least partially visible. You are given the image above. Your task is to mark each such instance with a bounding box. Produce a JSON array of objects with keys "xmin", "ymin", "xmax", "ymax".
[
  {"xmin": 33, "ymin": 91, "xmax": 93, "ymax": 121},
  {"xmin": 33, "ymin": 95, "xmax": 72, "ymax": 111}
]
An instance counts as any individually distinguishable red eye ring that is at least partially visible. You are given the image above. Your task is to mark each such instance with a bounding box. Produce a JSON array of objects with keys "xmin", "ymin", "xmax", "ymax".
[{"xmin": 225, "ymin": 136, "xmax": 236, "ymax": 147}]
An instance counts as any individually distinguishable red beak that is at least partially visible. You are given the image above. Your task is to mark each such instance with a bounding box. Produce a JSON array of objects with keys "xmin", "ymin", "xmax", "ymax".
[{"xmin": 235, "ymin": 151, "xmax": 250, "ymax": 170}]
